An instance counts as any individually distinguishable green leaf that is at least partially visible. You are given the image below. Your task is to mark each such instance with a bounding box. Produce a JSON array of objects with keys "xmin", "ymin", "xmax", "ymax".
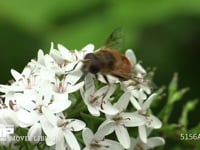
[
  {"xmin": 158, "ymin": 74, "xmax": 189, "ymax": 123},
  {"xmin": 80, "ymin": 112, "xmax": 105, "ymax": 131},
  {"xmin": 168, "ymin": 73, "xmax": 178, "ymax": 100},
  {"xmin": 169, "ymin": 87, "xmax": 189, "ymax": 105},
  {"xmin": 159, "ymin": 123, "xmax": 183, "ymax": 132},
  {"xmin": 179, "ymin": 99, "xmax": 198, "ymax": 128},
  {"xmin": 189, "ymin": 124, "xmax": 200, "ymax": 134}
]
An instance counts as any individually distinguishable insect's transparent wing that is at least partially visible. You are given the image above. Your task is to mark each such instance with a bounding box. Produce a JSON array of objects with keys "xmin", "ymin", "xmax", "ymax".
[{"xmin": 104, "ymin": 27, "xmax": 124, "ymax": 51}]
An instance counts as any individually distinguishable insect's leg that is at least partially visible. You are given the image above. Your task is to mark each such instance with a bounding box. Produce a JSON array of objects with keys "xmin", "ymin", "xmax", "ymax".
[
  {"xmin": 65, "ymin": 61, "xmax": 80, "ymax": 74},
  {"xmin": 103, "ymin": 75, "xmax": 109, "ymax": 84},
  {"xmin": 94, "ymin": 73, "xmax": 98, "ymax": 79}
]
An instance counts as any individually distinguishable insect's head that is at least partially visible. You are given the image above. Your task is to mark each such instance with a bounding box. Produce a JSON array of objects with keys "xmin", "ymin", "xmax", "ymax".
[{"xmin": 82, "ymin": 53, "xmax": 101, "ymax": 74}]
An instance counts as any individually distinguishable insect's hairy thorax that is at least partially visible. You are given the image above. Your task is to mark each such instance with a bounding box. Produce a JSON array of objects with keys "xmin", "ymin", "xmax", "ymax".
[{"xmin": 95, "ymin": 49, "xmax": 116, "ymax": 72}]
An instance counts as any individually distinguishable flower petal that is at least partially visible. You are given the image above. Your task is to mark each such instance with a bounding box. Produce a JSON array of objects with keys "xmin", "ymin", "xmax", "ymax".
[
  {"xmin": 147, "ymin": 115, "xmax": 162, "ymax": 129},
  {"xmin": 120, "ymin": 113, "xmax": 145, "ymax": 127},
  {"xmin": 102, "ymin": 84, "xmax": 116, "ymax": 101},
  {"xmin": 21, "ymin": 66, "xmax": 32, "ymax": 78},
  {"xmin": 130, "ymin": 96, "xmax": 141, "ymax": 110},
  {"xmin": 67, "ymin": 81, "xmax": 84, "ymax": 93},
  {"xmin": 115, "ymin": 125, "xmax": 130, "ymax": 149},
  {"xmin": 100, "ymin": 103, "xmax": 119, "ymax": 115},
  {"xmin": 11, "ymin": 69, "xmax": 22, "ymax": 82},
  {"xmin": 37, "ymin": 49, "xmax": 45, "ymax": 64},
  {"xmin": 66, "ymin": 119, "xmax": 86, "ymax": 131},
  {"xmin": 56, "ymin": 130, "xmax": 66, "ymax": 150},
  {"xmin": 81, "ymin": 44, "xmax": 94, "ymax": 53},
  {"xmin": 84, "ymin": 74, "xmax": 95, "ymax": 94},
  {"xmin": 143, "ymin": 93, "xmax": 157, "ymax": 110},
  {"xmin": 94, "ymin": 85, "xmax": 109, "ymax": 97},
  {"xmin": 125, "ymin": 49, "xmax": 137, "ymax": 65},
  {"xmin": 138, "ymin": 89, "xmax": 147, "ymax": 103},
  {"xmin": 95, "ymin": 120, "xmax": 115, "ymax": 140},
  {"xmin": 82, "ymin": 128, "xmax": 94, "ymax": 146},
  {"xmin": 53, "ymin": 93, "xmax": 69, "ymax": 103},
  {"xmin": 49, "ymin": 49, "xmax": 64, "ymax": 64},
  {"xmin": 87, "ymin": 105, "xmax": 100, "ymax": 116},
  {"xmin": 138, "ymin": 125, "xmax": 147, "ymax": 143},
  {"xmin": 128, "ymin": 138, "xmax": 137, "ymax": 150},
  {"xmin": 131, "ymin": 89, "xmax": 139, "ymax": 99},
  {"xmin": 0, "ymin": 84, "xmax": 21, "ymax": 93},
  {"xmin": 104, "ymin": 139, "xmax": 124, "ymax": 150},
  {"xmin": 146, "ymin": 137, "xmax": 165, "ymax": 148},
  {"xmin": 57, "ymin": 44, "xmax": 73, "ymax": 61},
  {"xmin": 42, "ymin": 107, "xmax": 57, "ymax": 125},
  {"xmin": 141, "ymin": 85, "xmax": 151, "ymax": 95},
  {"xmin": 48, "ymin": 99, "xmax": 71, "ymax": 113},
  {"xmin": 16, "ymin": 109, "xmax": 33, "ymax": 127},
  {"xmin": 19, "ymin": 95, "xmax": 37, "ymax": 112},
  {"xmin": 40, "ymin": 116, "xmax": 56, "ymax": 146},
  {"xmin": 27, "ymin": 123, "xmax": 42, "ymax": 144},
  {"xmin": 135, "ymin": 64, "xmax": 146, "ymax": 75},
  {"xmin": 63, "ymin": 130, "xmax": 80, "ymax": 150},
  {"xmin": 65, "ymin": 70, "xmax": 83, "ymax": 85},
  {"xmin": 65, "ymin": 61, "xmax": 79, "ymax": 72},
  {"xmin": 114, "ymin": 92, "xmax": 131, "ymax": 110}
]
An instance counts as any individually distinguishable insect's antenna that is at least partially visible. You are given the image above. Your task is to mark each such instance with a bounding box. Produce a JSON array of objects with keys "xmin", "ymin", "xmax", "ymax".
[
  {"xmin": 81, "ymin": 59, "xmax": 90, "ymax": 63},
  {"xmin": 65, "ymin": 59, "xmax": 92, "ymax": 74},
  {"xmin": 100, "ymin": 84, "xmax": 112, "ymax": 109},
  {"xmin": 65, "ymin": 61, "xmax": 81, "ymax": 73}
]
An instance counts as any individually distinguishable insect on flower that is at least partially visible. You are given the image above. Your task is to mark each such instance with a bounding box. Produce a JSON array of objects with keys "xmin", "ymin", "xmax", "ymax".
[
  {"xmin": 81, "ymin": 48, "xmax": 132, "ymax": 83},
  {"xmin": 65, "ymin": 28, "xmax": 135, "ymax": 83},
  {"xmin": 81, "ymin": 28, "xmax": 134, "ymax": 83}
]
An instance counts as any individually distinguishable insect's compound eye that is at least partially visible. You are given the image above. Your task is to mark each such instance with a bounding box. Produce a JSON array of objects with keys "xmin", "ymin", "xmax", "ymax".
[
  {"xmin": 82, "ymin": 53, "xmax": 100, "ymax": 74},
  {"xmin": 90, "ymin": 63, "xmax": 100, "ymax": 74},
  {"xmin": 84, "ymin": 53, "xmax": 96, "ymax": 60}
]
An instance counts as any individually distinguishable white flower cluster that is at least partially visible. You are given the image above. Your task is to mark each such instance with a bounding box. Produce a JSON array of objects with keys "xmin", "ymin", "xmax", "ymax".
[{"xmin": 0, "ymin": 43, "xmax": 165, "ymax": 150}]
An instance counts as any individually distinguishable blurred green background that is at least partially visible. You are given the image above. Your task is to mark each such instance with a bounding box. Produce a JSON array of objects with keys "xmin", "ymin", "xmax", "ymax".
[{"xmin": 0, "ymin": 0, "xmax": 200, "ymax": 149}]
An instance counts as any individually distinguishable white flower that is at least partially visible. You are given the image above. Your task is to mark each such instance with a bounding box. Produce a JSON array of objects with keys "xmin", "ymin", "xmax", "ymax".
[
  {"xmin": 121, "ymin": 49, "xmax": 151, "ymax": 99},
  {"xmin": 10, "ymin": 68, "xmax": 37, "ymax": 90},
  {"xmin": 54, "ymin": 43, "xmax": 94, "ymax": 62},
  {"xmin": 14, "ymin": 87, "xmax": 71, "ymax": 143},
  {"xmin": 125, "ymin": 49, "xmax": 146, "ymax": 77},
  {"xmin": 0, "ymin": 100, "xmax": 31, "ymax": 128},
  {"xmin": 50, "ymin": 70, "xmax": 84, "ymax": 102},
  {"xmin": 0, "ymin": 43, "xmax": 165, "ymax": 149},
  {"xmin": 121, "ymin": 79, "xmax": 151, "ymax": 101},
  {"xmin": 63, "ymin": 71, "xmax": 84, "ymax": 93},
  {"xmin": 0, "ymin": 67, "xmax": 40, "ymax": 93},
  {"xmin": 0, "ymin": 59, "xmax": 56, "ymax": 99},
  {"xmin": 34, "ymin": 49, "xmax": 65, "ymax": 75},
  {"xmin": 42, "ymin": 114, "xmax": 86, "ymax": 150},
  {"xmin": 19, "ymin": 88, "xmax": 70, "ymax": 121},
  {"xmin": 130, "ymin": 91, "xmax": 162, "ymax": 143},
  {"xmin": 50, "ymin": 43, "xmax": 95, "ymax": 73},
  {"xmin": 80, "ymin": 74, "xmax": 119, "ymax": 116},
  {"xmin": 99, "ymin": 92, "xmax": 146, "ymax": 149},
  {"xmin": 82, "ymin": 122, "xmax": 123, "ymax": 150}
]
